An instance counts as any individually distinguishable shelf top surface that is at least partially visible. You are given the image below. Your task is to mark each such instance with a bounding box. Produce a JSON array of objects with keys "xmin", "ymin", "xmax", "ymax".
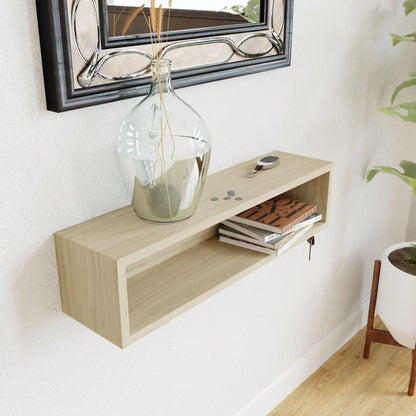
[{"xmin": 55, "ymin": 151, "xmax": 333, "ymax": 262}]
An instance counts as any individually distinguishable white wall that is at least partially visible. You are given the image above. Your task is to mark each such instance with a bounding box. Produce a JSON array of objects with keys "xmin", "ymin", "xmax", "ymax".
[{"xmin": 2, "ymin": 1, "xmax": 416, "ymax": 415}]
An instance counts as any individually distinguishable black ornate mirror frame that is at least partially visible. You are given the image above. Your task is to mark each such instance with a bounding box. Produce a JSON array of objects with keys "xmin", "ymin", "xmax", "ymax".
[{"xmin": 36, "ymin": 0, "xmax": 294, "ymax": 112}]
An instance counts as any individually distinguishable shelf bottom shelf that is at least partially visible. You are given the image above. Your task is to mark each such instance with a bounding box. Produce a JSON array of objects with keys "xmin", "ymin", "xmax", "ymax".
[{"xmin": 126, "ymin": 223, "xmax": 325, "ymax": 344}]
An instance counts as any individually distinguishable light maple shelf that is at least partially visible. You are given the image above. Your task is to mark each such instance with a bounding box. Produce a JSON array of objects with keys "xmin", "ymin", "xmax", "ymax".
[{"xmin": 55, "ymin": 151, "xmax": 333, "ymax": 348}]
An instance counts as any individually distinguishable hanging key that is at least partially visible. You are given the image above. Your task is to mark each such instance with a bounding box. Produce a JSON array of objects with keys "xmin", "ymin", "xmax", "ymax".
[
  {"xmin": 307, "ymin": 236, "xmax": 315, "ymax": 261},
  {"xmin": 245, "ymin": 155, "xmax": 280, "ymax": 178}
]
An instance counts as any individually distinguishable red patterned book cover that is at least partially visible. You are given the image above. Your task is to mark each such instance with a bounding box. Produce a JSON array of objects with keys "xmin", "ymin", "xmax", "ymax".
[{"xmin": 230, "ymin": 196, "xmax": 317, "ymax": 235}]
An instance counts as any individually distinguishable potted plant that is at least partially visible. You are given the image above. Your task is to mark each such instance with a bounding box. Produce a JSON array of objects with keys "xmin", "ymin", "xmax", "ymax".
[
  {"xmin": 376, "ymin": 243, "xmax": 416, "ymax": 349},
  {"xmin": 367, "ymin": 1, "xmax": 416, "ymax": 350}
]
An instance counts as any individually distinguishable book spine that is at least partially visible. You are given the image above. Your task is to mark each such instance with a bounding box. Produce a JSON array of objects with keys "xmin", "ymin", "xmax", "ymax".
[
  {"xmin": 229, "ymin": 216, "xmax": 282, "ymax": 234},
  {"xmin": 264, "ymin": 231, "xmax": 284, "ymax": 243},
  {"xmin": 278, "ymin": 224, "xmax": 313, "ymax": 255},
  {"xmin": 222, "ymin": 220, "xmax": 269, "ymax": 242},
  {"xmin": 219, "ymin": 236, "xmax": 275, "ymax": 255},
  {"xmin": 276, "ymin": 213, "xmax": 322, "ymax": 238},
  {"xmin": 280, "ymin": 206, "xmax": 317, "ymax": 234},
  {"xmin": 218, "ymin": 228, "xmax": 271, "ymax": 249}
]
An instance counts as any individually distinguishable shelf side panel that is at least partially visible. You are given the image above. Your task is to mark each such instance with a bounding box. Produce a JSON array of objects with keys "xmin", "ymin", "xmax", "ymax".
[
  {"xmin": 55, "ymin": 235, "xmax": 126, "ymax": 348},
  {"xmin": 283, "ymin": 171, "xmax": 332, "ymax": 223}
]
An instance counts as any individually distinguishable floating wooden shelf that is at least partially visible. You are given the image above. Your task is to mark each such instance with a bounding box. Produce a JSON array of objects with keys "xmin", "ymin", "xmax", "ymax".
[{"xmin": 55, "ymin": 151, "xmax": 333, "ymax": 348}]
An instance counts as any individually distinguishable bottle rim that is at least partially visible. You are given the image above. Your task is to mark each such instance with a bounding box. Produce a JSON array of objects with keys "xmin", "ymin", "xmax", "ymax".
[{"xmin": 150, "ymin": 58, "xmax": 172, "ymax": 66}]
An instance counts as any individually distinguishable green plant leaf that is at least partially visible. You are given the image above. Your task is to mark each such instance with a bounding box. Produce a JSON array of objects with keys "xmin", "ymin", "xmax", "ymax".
[
  {"xmin": 391, "ymin": 78, "xmax": 416, "ymax": 104},
  {"xmin": 244, "ymin": 0, "xmax": 260, "ymax": 23},
  {"xmin": 378, "ymin": 102, "xmax": 416, "ymax": 122},
  {"xmin": 404, "ymin": 0, "xmax": 416, "ymax": 15},
  {"xmin": 223, "ymin": 0, "xmax": 260, "ymax": 23},
  {"xmin": 367, "ymin": 163, "xmax": 416, "ymax": 193},
  {"xmin": 230, "ymin": 5, "xmax": 244, "ymax": 14},
  {"xmin": 366, "ymin": 169, "xmax": 378, "ymax": 183},
  {"xmin": 400, "ymin": 160, "xmax": 416, "ymax": 178},
  {"xmin": 391, "ymin": 31, "xmax": 416, "ymax": 46}
]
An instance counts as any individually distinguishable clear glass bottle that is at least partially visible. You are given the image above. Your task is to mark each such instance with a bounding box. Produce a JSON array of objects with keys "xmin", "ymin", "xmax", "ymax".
[{"xmin": 115, "ymin": 59, "xmax": 211, "ymax": 223}]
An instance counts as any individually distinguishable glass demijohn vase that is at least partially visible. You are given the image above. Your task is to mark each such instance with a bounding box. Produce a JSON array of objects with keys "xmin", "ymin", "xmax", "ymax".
[{"xmin": 115, "ymin": 59, "xmax": 211, "ymax": 223}]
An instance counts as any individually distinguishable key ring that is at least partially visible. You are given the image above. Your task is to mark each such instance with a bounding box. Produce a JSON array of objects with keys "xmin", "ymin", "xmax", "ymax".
[{"xmin": 245, "ymin": 165, "xmax": 263, "ymax": 178}]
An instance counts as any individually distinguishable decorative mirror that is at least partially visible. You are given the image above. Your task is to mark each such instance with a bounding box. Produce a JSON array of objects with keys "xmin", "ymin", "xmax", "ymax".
[{"xmin": 36, "ymin": 0, "xmax": 293, "ymax": 112}]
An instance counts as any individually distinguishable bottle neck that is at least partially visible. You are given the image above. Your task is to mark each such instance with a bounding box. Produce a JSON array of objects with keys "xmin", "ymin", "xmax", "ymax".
[{"xmin": 149, "ymin": 60, "xmax": 174, "ymax": 95}]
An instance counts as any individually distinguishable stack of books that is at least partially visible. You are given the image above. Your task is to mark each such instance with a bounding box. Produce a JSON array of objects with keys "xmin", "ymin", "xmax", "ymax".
[{"xmin": 218, "ymin": 195, "xmax": 322, "ymax": 256}]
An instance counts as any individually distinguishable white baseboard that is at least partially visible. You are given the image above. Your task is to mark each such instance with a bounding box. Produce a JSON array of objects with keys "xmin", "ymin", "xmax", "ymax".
[{"xmin": 235, "ymin": 304, "xmax": 369, "ymax": 416}]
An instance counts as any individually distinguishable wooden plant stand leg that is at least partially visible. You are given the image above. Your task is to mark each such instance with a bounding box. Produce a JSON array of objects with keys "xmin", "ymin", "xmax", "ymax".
[
  {"xmin": 363, "ymin": 260, "xmax": 381, "ymax": 359},
  {"xmin": 362, "ymin": 260, "xmax": 402, "ymax": 358},
  {"xmin": 409, "ymin": 348, "xmax": 416, "ymax": 396},
  {"xmin": 363, "ymin": 260, "xmax": 402, "ymax": 359}
]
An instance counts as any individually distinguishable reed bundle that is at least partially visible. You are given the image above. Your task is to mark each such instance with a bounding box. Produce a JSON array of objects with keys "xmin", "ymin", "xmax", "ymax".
[{"xmin": 121, "ymin": 1, "xmax": 176, "ymax": 218}]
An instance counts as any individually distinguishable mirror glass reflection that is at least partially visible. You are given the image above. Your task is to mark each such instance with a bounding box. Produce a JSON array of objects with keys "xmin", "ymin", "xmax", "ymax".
[{"xmin": 106, "ymin": 0, "xmax": 264, "ymax": 38}]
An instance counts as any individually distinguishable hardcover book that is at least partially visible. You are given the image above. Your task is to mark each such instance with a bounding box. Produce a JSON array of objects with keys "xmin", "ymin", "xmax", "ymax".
[
  {"xmin": 219, "ymin": 224, "xmax": 313, "ymax": 256},
  {"xmin": 229, "ymin": 196, "xmax": 317, "ymax": 235},
  {"xmin": 222, "ymin": 213, "xmax": 322, "ymax": 243},
  {"xmin": 219, "ymin": 225, "xmax": 297, "ymax": 250}
]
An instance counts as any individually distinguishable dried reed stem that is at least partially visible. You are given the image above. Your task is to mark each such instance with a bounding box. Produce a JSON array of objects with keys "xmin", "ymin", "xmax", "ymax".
[
  {"xmin": 121, "ymin": 5, "xmax": 145, "ymax": 36},
  {"xmin": 122, "ymin": 1, "xmax": 174, "ymax": 218},
  {"xmin": 113, "ymin": 6, "xmax": 126, "ymax": 37}
]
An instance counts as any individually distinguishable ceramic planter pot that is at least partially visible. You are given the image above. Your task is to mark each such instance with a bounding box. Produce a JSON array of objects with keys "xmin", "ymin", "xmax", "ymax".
[{"xmin": 376, "ymin": 242, "xmax": 416, "ymax": 349}]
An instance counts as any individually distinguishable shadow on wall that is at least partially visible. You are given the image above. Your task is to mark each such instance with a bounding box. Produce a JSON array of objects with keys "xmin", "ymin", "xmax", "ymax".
[
  {"xmin": 322, "ymin": 248, "xmax": 369, "ymax": 324},
  {"xmin": 12, "ymin": 237, "xmax": 63, "ymax": 339}
]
